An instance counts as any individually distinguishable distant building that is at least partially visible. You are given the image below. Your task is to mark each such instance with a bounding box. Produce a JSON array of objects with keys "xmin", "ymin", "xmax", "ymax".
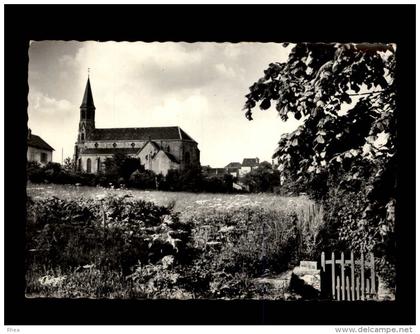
[
  {"xmin": 239, "ymin": 158, "xmax": 259, "ymax": 176},
  {"xmin": 225, "ymin": 162, "xmax": 242, "ymax": 177},
  {"xmin": 27, "ymin": 129, "xmax": 54, "ymax": 166},
  {"xmin": 74, "ymin": 77, "xmax": 200, "ymax": 176},
  {"xmin": 206, "ymin": 167, "xmax": 226, "ymax": 177}
]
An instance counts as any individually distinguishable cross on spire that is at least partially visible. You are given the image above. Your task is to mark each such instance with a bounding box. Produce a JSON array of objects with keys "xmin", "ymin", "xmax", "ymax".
[{"xmin": 88, "ymin": 67, "xmax": 90, "ymax": 77}]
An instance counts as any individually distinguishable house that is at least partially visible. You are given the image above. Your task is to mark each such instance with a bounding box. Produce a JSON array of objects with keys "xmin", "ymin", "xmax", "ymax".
[
  {"xmin": 205, "ymin": 167, "xmax": 226, "ymax": 177},
  {"xmin": 225, "ymin": 162, "xmax": 242, "ymax": 177},
  {"xmin": 73, "ymin": 77, "xmax": 200, "ymax": 176},
  {"xmin": 27, "ymin": 129, "xmax": 54, "ymax": 166},
  {"xmin": 239, "ymin": 158, "xmax": 259, "ymax": 176}
]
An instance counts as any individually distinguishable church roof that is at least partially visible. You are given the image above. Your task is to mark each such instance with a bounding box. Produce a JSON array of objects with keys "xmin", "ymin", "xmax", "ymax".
[
  {"xmin": 89, "ymin": 126, "xmax": 196, "ymax": 142},
  {"xmin": 27, "ymin": 134, "xmax": 55, "ymax": 151},
  {"xmin": 80, "ymin": 77, "xmax": 95, "ymax": 109}
]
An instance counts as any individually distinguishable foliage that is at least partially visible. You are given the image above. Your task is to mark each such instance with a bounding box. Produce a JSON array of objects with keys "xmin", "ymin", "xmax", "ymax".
[
  {"xmin": 240, "ymin": 163, "xmax": 280, "ymax": 193},
  {"xmin": 159, "ymin": 166, "xmax": 204, "ymax": 192},
  {"xmin": 188, "ymin": 208, "xmax": 301, "ymax": 277},
  {"xmin": 128, "ymin": 169, "xmax": 157, "ymax": 189},
  {"xmin": 201, "ymin": 174, "xmax": 234, "ymax": 193},
  {"xmin": 63, "ymin": 157, "xmax": 74, "ymax": 171},
  {"xmin": 26, "ymin": 195, "xmax": 193, "ymax": 276},
  {"xmin": 103, "ymin": 153, "xmax": 141, "ymax": 183},
  {"xmin": 27, "ymin": 161, "xmax": 45, "ymax": 183},
  {"xmin": 243, "ymin": 42, "xmax": 396, "ymax": 285},
  {"xmin": 26, "ymin": 191, "xmax": 322, "ymax": 299}
]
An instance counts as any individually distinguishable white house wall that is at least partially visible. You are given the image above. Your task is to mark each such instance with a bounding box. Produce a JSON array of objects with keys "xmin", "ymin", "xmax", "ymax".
[{"xmin": 27, "ymin": 147, "xmax": 53, "ymax": 166}]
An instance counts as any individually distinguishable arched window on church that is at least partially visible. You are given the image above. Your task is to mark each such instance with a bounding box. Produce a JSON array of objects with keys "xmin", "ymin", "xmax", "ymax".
[
  {"xmin": 167, "ymin": 145, "xmax": 170, "ymax": 153},
  {"xmin": 81, "ymin": 133, "xmax": 85, "ymax": 141},
  {"xmin": 81, "ymin": 110, "xmax": 86, "ymax": 119},
  {"xmin": 185, "ymin": 151, "xmax": 191, "ymax": 165},
  {"xmin": 86, "ymin": 158, "xmax": 92, "ymax": 173},
  {"xmin": 77, "ymin": 158, "xmax": 82, "ymax": 172},
  {"xmin": 97, "ymin": 158, "xmax": 101, "ymax": 173}
]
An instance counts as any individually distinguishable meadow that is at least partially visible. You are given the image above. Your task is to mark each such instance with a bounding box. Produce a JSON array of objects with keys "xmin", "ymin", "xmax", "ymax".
[
  {"xmin": 26, "ymin": 183, "xmax": 316, "ymax": 221},
  {"xmin": 25, "ymin": 183, "xmax": 324, "ymax": 299}
]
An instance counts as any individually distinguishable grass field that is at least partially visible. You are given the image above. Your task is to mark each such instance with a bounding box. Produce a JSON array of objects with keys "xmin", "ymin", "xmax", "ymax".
[{"xmin": 26, "ymin": 183, "xmax": 315, "ymax": 221}]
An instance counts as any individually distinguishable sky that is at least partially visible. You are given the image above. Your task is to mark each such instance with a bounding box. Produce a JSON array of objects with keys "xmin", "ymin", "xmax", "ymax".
[{"xmin": 28, "ymin": 41, "xmax": 302, "ymax": 167}]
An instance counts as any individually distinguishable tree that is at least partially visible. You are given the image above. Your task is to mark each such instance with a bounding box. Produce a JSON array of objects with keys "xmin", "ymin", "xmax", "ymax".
[
  {"xmin": 63, "ymin": 157, "xmax": 74, "ymax": 171},
  {"xmin": 241, "ymin": 162, "xmax": 279, "ymax": 193},
  {"xmin": 104, "ymin": 153, "xmax": 141, "ymax": 183},
  {"xmin": 243, "ymin": 43, "xmax": 396, "ymax": 286}
]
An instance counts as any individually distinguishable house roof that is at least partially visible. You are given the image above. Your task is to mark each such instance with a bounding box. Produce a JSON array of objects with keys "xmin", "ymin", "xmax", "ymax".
[
  {"xmin": 27, "ymin": 134, "xmax": 55, "ymax": 151},
  {"xmin": 242, "ymin": 158, "xmax": 259, "ymax": 167},
  {"xmin": 88, "ymin": 126, "xmax": 196, "ymax": 142},
  {"xmin": 225, "ymin": 162, "xmax": 242, "ymax": 168},
  {"xmin": 160, "ymin": 151, "xmax": 179, "ymax": 164},
  {"xmin": 81, "ymin": 147, "xmax": 139, "ymax": 155}
]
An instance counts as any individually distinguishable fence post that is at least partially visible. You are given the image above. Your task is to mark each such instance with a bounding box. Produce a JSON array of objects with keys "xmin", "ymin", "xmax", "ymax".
[
  {"xmin": 356, "ymin": 276, "xmax": 360, "ymax": 300},
  {"xmin": 350, "ymin": 251, "xmax": 355, "ymax": 301},
  {"xmin": 366, "ymin": 279, "xmax": 371, "ymax": 298},
  {"xmin": 361, "ymin": 252, "xmax": 365, "ymax": 301},
  {"xmin": 336, "ymin": 276, "xmax": 341, "ymax": 301},
  {"xmin": 346, "ymin": 276, "xmax": 351, "ymax": 301},
  {"xmin": 331, "ymin": 252, "xmax": 336, "ymax": 300},
  {"xmin": 370, "ymin": 253, "xmax": 376, "ymax": 299},
  {"xmin": 321, "ymin": 251, "xmax": 325, "ymax": 272},
  {"xmin": 341, "ymin": 252, "xmax": 345, "ymax": 300}
]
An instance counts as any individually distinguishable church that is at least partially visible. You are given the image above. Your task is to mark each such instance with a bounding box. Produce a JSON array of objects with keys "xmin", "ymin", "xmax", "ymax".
[{"xmin": 74, "ymin": 77, "xmax": 200, "ymax": 176}]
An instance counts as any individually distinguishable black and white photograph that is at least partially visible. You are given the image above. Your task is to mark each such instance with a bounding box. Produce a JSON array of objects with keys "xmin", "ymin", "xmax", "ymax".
[
  {"xmin": 4, "ymin": 4, "xmax": 415, "ymax": 328},
  {"xmin": 25, "ymin": 40, "xmax": 398, "ymax": 302}
]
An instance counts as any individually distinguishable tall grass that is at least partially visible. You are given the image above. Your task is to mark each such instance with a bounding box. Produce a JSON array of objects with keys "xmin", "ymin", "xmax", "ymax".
[{"xmin": 25, "ymin": 186, "xmax": 325, "ymax": 299}]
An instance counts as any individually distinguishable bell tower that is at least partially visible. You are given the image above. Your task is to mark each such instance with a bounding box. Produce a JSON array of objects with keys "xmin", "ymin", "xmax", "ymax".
[{"xmin": 78, "ymin": 74, "xmax": 96, "ymax": 142}]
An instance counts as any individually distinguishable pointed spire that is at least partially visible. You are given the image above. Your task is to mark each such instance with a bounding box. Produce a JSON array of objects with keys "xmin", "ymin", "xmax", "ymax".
[{"xmin": 80, "ymin": 76, "xmax": 95, "ymax": 109}]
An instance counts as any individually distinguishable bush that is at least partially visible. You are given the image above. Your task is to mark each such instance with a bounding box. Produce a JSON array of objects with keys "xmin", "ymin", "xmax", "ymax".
[
  {"xmin": 159, "ymin": 166, "xmax": 203, "ymax": 192},
  {"xmin": 187, "ymin": 208, "xmax": 300, "ymax": 277},
  {"xmin": 26, "ymin": 195, "xmax": 194, "ymax": 276},
  {"xmin": 27, "ymin": 161, "xmax": 46, "ymax": 183},
  {"xmin": 201, "ymin": 175, "xmax": 231, "ymax": 193},
  {"xmin": 240, "ymin": 166, "xmax": 280, "ymax": 193},
  {"xmin": 128, "ymin": 169, "xmax": 156, "ymax": 189}
]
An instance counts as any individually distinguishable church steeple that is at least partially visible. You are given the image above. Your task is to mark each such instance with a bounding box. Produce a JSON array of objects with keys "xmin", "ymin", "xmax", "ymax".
[
  {"xmin": 80, "ymin": 77, "xmax": 95, "ymax": 109},
  {"xmin": 78, "ymin": 74, "xmax": 96, "ymax": 142}
]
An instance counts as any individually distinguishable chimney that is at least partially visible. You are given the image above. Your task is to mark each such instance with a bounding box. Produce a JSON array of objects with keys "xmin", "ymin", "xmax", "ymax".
[{"xmin": 27, "ymin": 128, "xmax": 32, "ymax": 140}]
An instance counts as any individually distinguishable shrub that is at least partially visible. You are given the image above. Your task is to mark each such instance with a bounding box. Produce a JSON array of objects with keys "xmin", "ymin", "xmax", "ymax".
[
  {"xmin": 26, "ymin": 195, "xmax": 194, "ymax": 276},
  {"xmin": 240, "ymin": 165, "xmax": 280, "ymax": 193},
  {"xmin": 128, "ymin": 169, "xmax": 156, "ymax": 189},
  {"xmin": 27, "ymin": 161, "xmax": 45, "ymax": 183},
  {"xmin": 187, "ymin": 208, "xmax": 300, "ymax": 278}
]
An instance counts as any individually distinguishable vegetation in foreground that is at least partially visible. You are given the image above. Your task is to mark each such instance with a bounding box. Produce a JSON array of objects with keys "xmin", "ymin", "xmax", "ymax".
[
  {"xmin": 25, "ymin": 193, "xmax": 322, "ymax": 299},
  {"xmin": 243, "ymin": 42, "xmax": 396, "ymax": 289}
]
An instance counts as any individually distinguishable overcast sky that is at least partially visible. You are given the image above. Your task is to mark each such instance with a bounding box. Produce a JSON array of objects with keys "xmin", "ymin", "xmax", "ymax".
[{"xmin": 28, "ymin": 41, "xmax": 302, "ymax": 167}]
